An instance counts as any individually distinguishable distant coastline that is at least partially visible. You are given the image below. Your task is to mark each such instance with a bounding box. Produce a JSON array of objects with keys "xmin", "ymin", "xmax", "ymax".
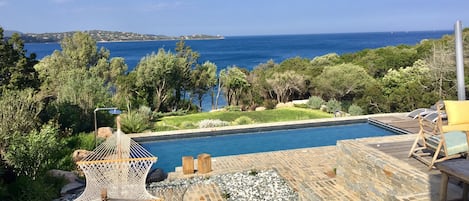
[{"xmin": 7, "ymin": 30, "xmax": 224, "ymax": 43}]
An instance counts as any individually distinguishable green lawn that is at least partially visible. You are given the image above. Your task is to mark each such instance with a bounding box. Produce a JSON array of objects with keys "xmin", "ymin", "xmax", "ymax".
[{"xmin": 155, "ymin": 107, "xmax": 333, "ymax": 131}]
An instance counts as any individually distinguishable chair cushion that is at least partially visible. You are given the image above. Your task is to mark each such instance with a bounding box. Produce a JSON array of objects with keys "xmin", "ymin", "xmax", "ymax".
[
  {"xmin": 444, "ymin": 131, "xmax": 468, "ymax": 155},
  {"xmin": 442, "ymin": 124, "xmax": 469, "ymax": 132},
  {"xmin": 444, "ymin": 100, "xmax": 469, "ymax": 125}
]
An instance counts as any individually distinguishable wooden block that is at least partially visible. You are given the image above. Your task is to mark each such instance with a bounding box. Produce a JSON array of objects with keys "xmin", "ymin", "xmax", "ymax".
[
  {"xmin": 182, "ymin": 156, "xmax": 194, "ymax": 175},
  {"xmin": 197, "ymin": 153, "xmax": 212, "ymax": 174},
  {"xmin": 101, "ymin": 188, "xmax": 108, "ymax": 201}
]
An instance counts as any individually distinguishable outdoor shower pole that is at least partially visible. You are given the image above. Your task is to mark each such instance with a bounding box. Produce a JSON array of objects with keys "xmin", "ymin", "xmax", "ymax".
[{"xmin": 455, "ymin": 20, "xmax": 465, "ymax": 100}]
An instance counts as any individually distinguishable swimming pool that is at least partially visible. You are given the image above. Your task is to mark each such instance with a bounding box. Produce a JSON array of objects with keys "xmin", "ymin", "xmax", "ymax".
[{"xmin": 140, "ymin": 121, "xmax": 399, "ymax": 173}]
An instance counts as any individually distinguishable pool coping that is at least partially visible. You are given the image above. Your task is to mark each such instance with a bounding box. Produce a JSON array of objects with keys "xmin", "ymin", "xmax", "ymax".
[{"xmin": 129, "ymin": 112, "xmax": 408, "ymax": 142}]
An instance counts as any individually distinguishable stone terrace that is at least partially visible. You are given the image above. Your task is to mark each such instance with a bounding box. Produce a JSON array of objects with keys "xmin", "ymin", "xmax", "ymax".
[{"xmin": 131, "ymin": 113, "xmax": 467, "ymax": 200}]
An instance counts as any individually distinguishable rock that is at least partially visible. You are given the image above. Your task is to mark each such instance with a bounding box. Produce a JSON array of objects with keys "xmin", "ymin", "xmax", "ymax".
[
  {"xmin": 72, "ymin": 149, "xmax": 92, "ymax": 162},
  {"xmin": 276, "ymin": 102, "xmax": 294, "ymax": 108},
  {"xmin": 48, "ymin": 169, "xmax": 79, "ymax": 183},
  {"xmin": 146, "ymin": 168, "xmax": 166, "ymax": 183},
  {"xmin": 97, "ymin": 127, "xmax": 113, "ymax": 139},
  {"xmin": 320, "ymin": 105, "xmax": 328, "ymax": 112},
  {"xmin": 60, "ymin": 181, "xmax": 85, "ymax": 195},
  {"xmin": 255, "ymin": 107, "xmax": 266, "ymax": 111}
]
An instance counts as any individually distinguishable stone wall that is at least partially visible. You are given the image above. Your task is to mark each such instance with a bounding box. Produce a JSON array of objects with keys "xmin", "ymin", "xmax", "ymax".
[{"xmin": 336, "ymin": 139, "xmax": 431, "ymax": 200}]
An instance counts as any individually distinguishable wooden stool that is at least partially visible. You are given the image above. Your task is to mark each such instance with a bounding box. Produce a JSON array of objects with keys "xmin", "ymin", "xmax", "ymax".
[
  {"xmin": 197, "ymin": 153, "xmax": 212, "ymax": 174},
  {"xmin": 435, "ymin": 159, "xmax": 469, "ymax": 201},
  {"xmin": 182, "ymin": 156, "xmax": 194, "ymax": 175}
]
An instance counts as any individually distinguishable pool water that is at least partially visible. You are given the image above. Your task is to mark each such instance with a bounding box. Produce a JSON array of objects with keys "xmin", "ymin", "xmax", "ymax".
[{"xmin": 140, "ymin": 122, "xmax": 396, "ymax": 172}]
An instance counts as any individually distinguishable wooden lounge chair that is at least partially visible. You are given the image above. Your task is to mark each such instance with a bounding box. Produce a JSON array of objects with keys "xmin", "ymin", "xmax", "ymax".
[{"xmin": 408, "ymin": 101, "xmax": 469, "ymax": 169}]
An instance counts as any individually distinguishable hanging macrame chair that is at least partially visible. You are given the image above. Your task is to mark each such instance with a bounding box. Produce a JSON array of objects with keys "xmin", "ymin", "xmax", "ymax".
[{"xmin": 75, "ymin": 117, "xmax": 159, "ymax": 201}]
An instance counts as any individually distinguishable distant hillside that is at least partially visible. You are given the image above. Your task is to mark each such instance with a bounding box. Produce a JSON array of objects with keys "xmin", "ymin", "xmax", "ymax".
[
  {"xmin": 15, "ymin": 30, "xmax": 224, "ymax": 43},
  {"xmin": 4, "ymin": 30, "xmax": 22, "ymax": 37}
]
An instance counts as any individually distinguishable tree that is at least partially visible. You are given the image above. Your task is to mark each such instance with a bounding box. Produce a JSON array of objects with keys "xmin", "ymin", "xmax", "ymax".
[
  {"xmin": 342, "ymin": 45, "xmax": 419, "ymax": 78},
  {"xmin": 190, "ymin": 61, "xmax": 217, "ymax": 111},
  {"xmin": 60, "ymin": 31, "xmax": 99, "ymax": 68},
  {"xmin": 425, "ymin": 41, "xmax": 457, "ymax": 99},
  {"xmin": 381, "ymin": 60, "xmax": 437, "ymax": 112},
  {"xmin": 174, "ymin": 40, "xmax": 199, "ymax": 109},
  {"xmin": 57, "ymin": 69, "xmax": 111, "ymax": 114},
  {"xmin": 34, "ymin": 32, "xmax": 116, "ymax": 133},
  {"xmin": 266, "ymin": 71, "xmax": 306, "ymax": 103},
  {"xmin": 219, "ymin": 66, "xmax": 250, "ymax": 106},
  {"xmin": 0, "ymin": 89, "xmax": 43, "ymax": 155},
  {"xmin": 251, "ymin": 59, "xmax": 279, "ymax": 100},
  {"xmin": 0, "ymin": 27, "xmax": 40, "ymax": 94},
  {"xmin": 315, "ymin": 63, "xmax": 373, "ymax": 101},
  {"xmin": 134, "ymin": 49, "xmax": 185, "ymax": 111}
]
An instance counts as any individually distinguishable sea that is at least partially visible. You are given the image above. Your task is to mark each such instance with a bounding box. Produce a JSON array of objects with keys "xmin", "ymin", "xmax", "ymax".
[
  {"xmin": 24, "ymin": 30, "xmax": 453, "ymax": 110},
  {"xmin": 25, "ymin": 30, "xmax": 452, "ymax": 72}
]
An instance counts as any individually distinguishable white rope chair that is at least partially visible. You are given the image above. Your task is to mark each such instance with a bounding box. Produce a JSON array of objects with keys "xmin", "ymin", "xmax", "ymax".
[{"xmin": 76, "ymin": 118, "xmax": 159, "ymax": 201}]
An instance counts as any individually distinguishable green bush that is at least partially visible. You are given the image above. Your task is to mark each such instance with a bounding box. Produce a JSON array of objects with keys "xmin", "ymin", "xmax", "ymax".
[
  {"xmin": 179, "ymin": 121, "xmax": 196, "ymax": 129},
  {"xmin": 307, "ymin": 96, "xmax": 325, "ymax": 109},
  {"xmin": 263, "ymin": 99, "xmax": 277, "ymax": 110},
  {"xmin": 225, "ymin": 105, "xmax": 242, "ymax": 112},
  {"xmin": 348, "ymin": 104, "xmax": 363, "ymax": 116},
  {"xmin": 120, "ymin": 111, "xmax": 150, "ymax": 133},
  {"xmin": 7, "ymin": 175, "xmax": 65, "ymax": 201},
  {"xmin": 154, "ymin": 124, "xmax": 177, "ymax": 132},
  {"xmin": 5, "ymin": 123, "xmax": 63, "ymax": 179},
  {"xmin": 198, "ymin": 119, "xmax": 230, "ymax": 128},
  {"xmin": 325, "ymin": 99, "xmax": 342, "ymax": 113},
  {"xmin": 232, "ymin": 116, "xmax": 254, "ymax": 125},
  {"xmin": 293, "ymin": 103, "xmax": 308, "ymax": 108}
]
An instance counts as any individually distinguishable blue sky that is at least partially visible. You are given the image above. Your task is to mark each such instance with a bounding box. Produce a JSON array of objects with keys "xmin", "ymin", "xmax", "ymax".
[{"xmin": 1, "ymin": 0, "xmax": 469, "ymax": 36}]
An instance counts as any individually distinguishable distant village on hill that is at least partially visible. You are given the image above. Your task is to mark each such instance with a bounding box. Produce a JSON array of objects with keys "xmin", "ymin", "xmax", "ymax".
[{"xmin": 5, "ymin": 30, "xmax": 224, "ymax": 43}]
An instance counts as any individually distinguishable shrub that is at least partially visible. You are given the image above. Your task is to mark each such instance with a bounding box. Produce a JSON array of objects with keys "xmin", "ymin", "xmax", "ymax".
[
  {"xmin": 325, "ymin": 99, "xmax": 342, "ymax": 113},
  {"xmin": 263, "ymin": 99, "xmax": 277, "ymax": 110},
  {"xmin": 5, "ymin": 122, "xmax": 63, "ymax": 180},
  {"xmin": 348, "ymin": 104, "xmax": 363, "ymax": 116},
  {"xmin": 138, "ymin": 105, "xmax": 152, "ymax": 118},
  {"xmin": 198, "ymin": 119, "xmax": 230, "ymax": 128},
  {"xmin": 7, "ymin": 175, "xmax": 65, "ymax": 201},
  {"xmin": 120, "ymin": 111, "xmax": 150, "ymax": 133},
  {"xmin": 307, "ymin": 96, "xmax": 324, "ymax": 109},
  {"xmin": 179, "ymin": 121, "xmax": 196, "ymax": 129},
  {"xmin": 232, "ymin": 116, "xmax": 254, "ymax": 125},
  {"xmin": 293, "ymin": 103, "xmax": 308, "ymax": 108},
  {"xmin": 225, "ymin": 105, "xmax": 241, "ymax": 112},
  {"xmin": 58, "ymin": 132, "xmax": 96, "ymax": 171}
]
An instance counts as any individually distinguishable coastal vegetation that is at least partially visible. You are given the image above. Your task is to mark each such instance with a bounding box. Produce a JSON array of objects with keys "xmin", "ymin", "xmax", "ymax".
[{"xmin": 1, "ymin": 25, "xmax": 469, "ymax": 200}]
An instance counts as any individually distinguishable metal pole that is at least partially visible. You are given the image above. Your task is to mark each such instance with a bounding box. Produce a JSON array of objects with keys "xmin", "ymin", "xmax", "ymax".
[
  {"xmin": 93, "ymin": 107, "xmax": 119, "ymax": 148},
  {"xmin": 455, "ymin": 20, "xmax": 466, "ymax": 100},
  {"xmin": 94, "ymin": 110, "xmax": 98, "ymax": 148}
]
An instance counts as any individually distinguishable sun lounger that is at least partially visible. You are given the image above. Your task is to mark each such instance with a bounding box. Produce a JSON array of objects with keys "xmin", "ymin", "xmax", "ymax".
[
  {"xmin": 421, "ymin": 110, "xmax": 447, "ymax": 123},
  {"xmin": 407, "ymin": 101, "xmax": 443, "ymax": 119}
]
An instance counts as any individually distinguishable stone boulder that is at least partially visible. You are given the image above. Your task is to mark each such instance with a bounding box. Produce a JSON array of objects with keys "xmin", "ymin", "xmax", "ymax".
[
  {"xmin": 97, "ymin": 127, "xmax": 113, "ymax": 139},
  {"xmin": 48, "ymin": 169, "xmax": 80, "ymax": 183},
  {"xmin": 72, "ymin": 149, "xmax": 92, "ymax": 162},
  {"xmin": 146, "ymin": 168, "xmax": 166, "ymax": 183},
  {"xmin": 255, "ymin": 106, "xmax": 266, "ymax": 111},
  {"xmin": 276, "ymin": 102, "xmax": 294, "ymax": 108},
  {"xmin": 48, "ymin": 170, "xmax": 85, "ymax": 196}
]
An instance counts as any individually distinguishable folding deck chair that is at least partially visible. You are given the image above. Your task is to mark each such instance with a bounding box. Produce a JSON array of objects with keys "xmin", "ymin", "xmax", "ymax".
[{"xmin": 408, "ymin": 101, "xmax": 469, "ymax": 169}]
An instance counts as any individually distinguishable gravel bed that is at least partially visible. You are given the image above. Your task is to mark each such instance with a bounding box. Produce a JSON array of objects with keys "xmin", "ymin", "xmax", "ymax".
[{"xmin": 147, "ymin": 169, "xmax": 299, "ymax": 201}]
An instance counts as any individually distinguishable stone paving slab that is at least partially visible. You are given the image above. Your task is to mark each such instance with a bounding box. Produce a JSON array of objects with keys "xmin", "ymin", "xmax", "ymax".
[{"xmin": 168, "ymin": 145, "xmax": 358, "ymax": 200}]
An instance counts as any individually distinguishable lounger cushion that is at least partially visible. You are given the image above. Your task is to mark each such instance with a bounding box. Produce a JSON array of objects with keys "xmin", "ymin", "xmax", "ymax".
[
  {"xmin": 444, "ymin": 100, "xmax": 469, "ymax": 126},
  {"xmin": 444, "ymin": 131, "xmax": 468, "ymax": 155}
]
